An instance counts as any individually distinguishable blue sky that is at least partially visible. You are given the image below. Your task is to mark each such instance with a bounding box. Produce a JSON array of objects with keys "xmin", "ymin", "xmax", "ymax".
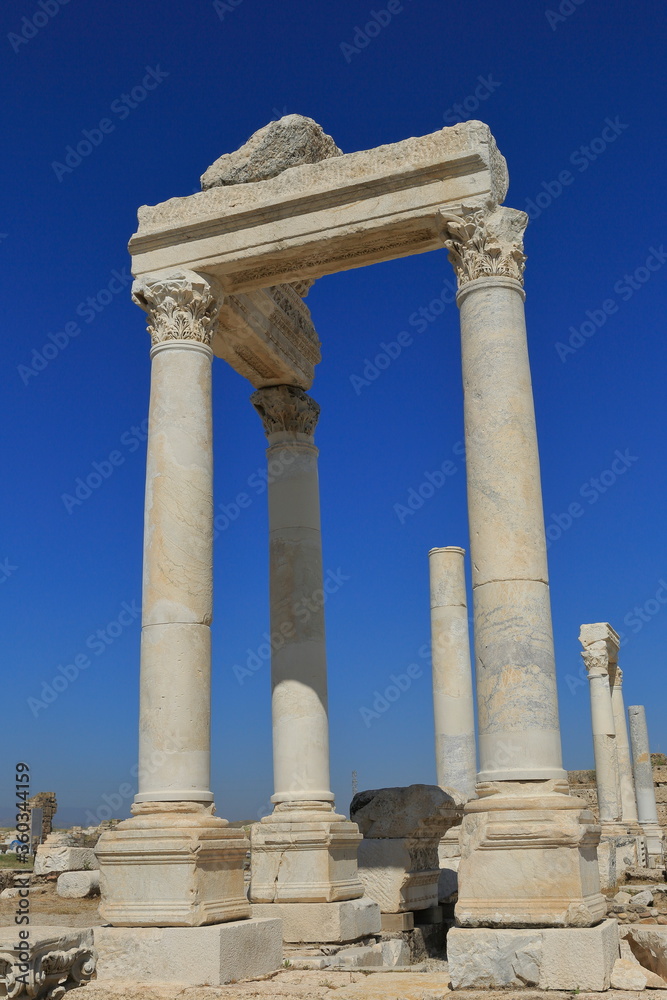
[{"xmin": 1, "ymin": 0, "xmax": 666, "ymax": 826}]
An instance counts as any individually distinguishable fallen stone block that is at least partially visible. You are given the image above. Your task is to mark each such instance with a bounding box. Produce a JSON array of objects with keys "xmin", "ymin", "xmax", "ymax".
[
  {"xmin": 380, "ymin": 911, "xmax": 414, "ymax": 931},
  {"xmin": 33, "ymin": 845, "xmax": 98, "ymax": 875},
  {"xmin": 621, "ymin": 924, "xmax": 667, "ymax": 982},
  {"xmin": 94, "ymin": 917, "xmax": 282, "ymax": 985},
  {"xmin": 57, "ymin": 870, "xmax": 100, "ymax": 898}
]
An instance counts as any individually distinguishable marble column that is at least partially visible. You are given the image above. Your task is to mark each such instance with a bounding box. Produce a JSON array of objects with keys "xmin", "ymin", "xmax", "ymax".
[
  {"xmin": 441, "ymin": 207, "xmax": 604, "ymax": 928},
  {"xmin": 579, "ymin": 626, "xmax": 622, "ymax": 825},
  {"xmin": 609, "ymin": 665, "xmax": 640, "ymax": 827},
  {"xmin": 97, "ymin": 270, "xmax": 250, "ymax": 927},
  {"xmin": 249, "ymin": 385, "xmax": 364, "ymax": 906},
  {"xmin": 428, "ymin": 546, "xmax": 476, "ymax": 800},
  {"xmin": 629, "ymin": 705, "xmax": 664, "ymax": 864}
]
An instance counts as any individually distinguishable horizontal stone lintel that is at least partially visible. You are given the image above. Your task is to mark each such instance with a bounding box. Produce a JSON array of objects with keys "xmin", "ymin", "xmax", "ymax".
[{"xmin": 129, "ymin": 122, "xmax": 508, "ymax": 293}]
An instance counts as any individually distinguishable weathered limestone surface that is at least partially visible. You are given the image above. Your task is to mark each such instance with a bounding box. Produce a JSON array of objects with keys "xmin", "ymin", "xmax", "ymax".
[
  {"xmin": 630, "ymin": 705, "xmax": 665, "ymax": 864},
  {"xmin": 249, "ymin": 385, "xmax": 364, "ymax": 909},
  {"xmin": 580, "ymin": 624, "xmax": 622, "ymax": 825},
  {"xmin": 201, "ymin": 115, "xmax": 342, "ymax": 189},
  {"xmin": 428, "ymin": 546, "xmax": 476, "ymax": 801},
  {"xmin": 0, "ymin": 926, "xmax": 96, "ymax": 997},
  {"xmin": 439, "ymin": 206, "xmax": 605, "ymax": 930},
  {"xmin": 447, "ymin": 918, "xmax": 619, "ymax": 991},
  {"xmin": 130, "ymin": 121, "xmax": 509, "ymax": 292},
  {"xmin": 33, "ymin": 845, "xmax": 98, "ymax": 875},
  {"xmin": 620, "ymin": 925, "xmax": 667, "ymax": 982},
  {"xmin": 356, "ymin": 838, "xmax": 440, "ymax": 913},
  {"xmin": 94, "ymin": 919, "xmax": 282, "ymax": 985},
  {"xmin": 96, "ymin": 271, "xmax": 250, "ymax": 929},
  {"xmin": 251, "ymin": 898, "xmax": 380, "ymax": 944},
  {"xmin": 351, "ymin": 785, "xmax": 463, "ymax": 840},
  {"xmin": 57, "ymin": 870, "xmax": 100, "ymax": 898}
]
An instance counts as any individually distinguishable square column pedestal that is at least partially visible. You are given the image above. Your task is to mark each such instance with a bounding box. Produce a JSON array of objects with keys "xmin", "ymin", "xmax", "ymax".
[{"xmin": 250, "ymin": 807, "xmax": 381, "ymax": 943}]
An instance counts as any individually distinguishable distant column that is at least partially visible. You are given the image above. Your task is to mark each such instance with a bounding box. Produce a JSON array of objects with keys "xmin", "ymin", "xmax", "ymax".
[
  {"xmin": 609, "ymin": 664, "xmax": 639, "ymax": 826},
  {"xmin": 428, "ymin": 546, "xmax": 476, "ymax": 800},
  {"xmin": 629, "ymin": 705, "xmax": 665, "ymax": 864},
  {"xmin": 579, "ymin": 624, "xmax": 622, "ymax": 826}
]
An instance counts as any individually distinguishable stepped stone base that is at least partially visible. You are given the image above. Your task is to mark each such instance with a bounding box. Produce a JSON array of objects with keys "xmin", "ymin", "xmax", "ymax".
[
  {"xmin": 94, "ymin": 918, "xmax": 282, "ymax": 985},
  {"xmin": 447, "ymin": 918, "xmax": 619, "ymax": 991},
  {"xmin": 251, "ymin": 897, "xmax": 381, "ymax": 943}
]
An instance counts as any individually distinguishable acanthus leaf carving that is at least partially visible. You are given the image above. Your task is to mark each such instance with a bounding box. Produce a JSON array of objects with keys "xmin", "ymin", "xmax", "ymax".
[
  {"xmin": 440, "ymin": 206, "xmax": 528, "ymax": 288},
  {"xmin": 251, "ymin": 384, "xmax": 320, "ymax": 437},
  {"xmin": 132, "ymin": 270, "xmax": 221, "ymax": 348}
]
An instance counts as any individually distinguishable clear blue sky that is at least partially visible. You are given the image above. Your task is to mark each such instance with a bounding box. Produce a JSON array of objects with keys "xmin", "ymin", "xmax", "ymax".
[{"xmin": 1, "ymin": 0, "xmax": 666, "ymax": 826}]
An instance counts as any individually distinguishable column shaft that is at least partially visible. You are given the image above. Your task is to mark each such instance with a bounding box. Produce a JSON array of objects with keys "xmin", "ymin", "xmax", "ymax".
[
  {"xmin": 457, "ymin": 274, "xmax": 563, "ymax": 780},
  {"xmin": 137, "ymin": 340, "xmax": 214, "ymax": 802},
  {"xmin": 610, "ymin": 669, "xmax": 639, "ymax": 824},
  {"xmin": 429, "ymin": 546, "xmax": 476, "ymax": 799},
  {"xmin": 629, "ymin": 705, "xmax": 660, "ymax": 826},
  {"xmin": 266, "ymin": 433, "xmax": 332, "ymax": 804}
]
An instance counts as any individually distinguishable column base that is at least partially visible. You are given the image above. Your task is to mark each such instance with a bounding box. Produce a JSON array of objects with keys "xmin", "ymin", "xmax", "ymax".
[
  {"xmin": 251, "ymin": 897, "xmax": 381, "ymax": 943},
  {"xmin": 641, "ymin": 823, "xmax": 666, "ymax": 866},
  {"xmin": 250, "ymin": 802, "xmax": 364, "ymax": 903},
  {"xmin": 96, "ymin": 802, "xmax": 250, "ymax": 927},
  {"xmin": 597, "ymin": 826, "xmax": 646, "ymax": 888},
  {"xmin": 455, "ymin": 780, "xmax": 607, "ymax": 927},
  {"xmin": 447, "ymin": 918, "xmax": 619, "ymax": 991},
  {"xmin": 93, "ymin": 918, "xmax": 282, "ymax": 985}
]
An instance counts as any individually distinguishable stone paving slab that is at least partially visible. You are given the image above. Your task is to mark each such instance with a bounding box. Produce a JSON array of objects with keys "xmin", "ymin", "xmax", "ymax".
[{"xmin": 69, "ymin": 970, "xmax": 667, "ymax": 1000}]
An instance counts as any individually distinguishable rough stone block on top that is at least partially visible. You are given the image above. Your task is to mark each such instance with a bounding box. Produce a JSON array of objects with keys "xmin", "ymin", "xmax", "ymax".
[{"xmin": 350, "ymin": 783, "xmax": 464, "ymax": 840}]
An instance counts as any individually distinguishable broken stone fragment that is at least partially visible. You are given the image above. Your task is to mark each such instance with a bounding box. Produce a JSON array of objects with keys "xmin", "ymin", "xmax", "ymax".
[{"xmin": 201, "ymin": 114, "xmax": 342, "ymax": 189}]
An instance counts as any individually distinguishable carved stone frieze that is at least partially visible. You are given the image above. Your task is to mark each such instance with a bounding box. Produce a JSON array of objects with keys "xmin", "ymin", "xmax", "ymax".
[
  {"xmin": 132, "ymin": 270, "xmax": 220, "ymax": 348},
  {"xmin": 0, "ymin": 929, "xmax": 97, "ymax": 999},
  {"xmin": 251, "ymin": 385, "xmax": 320, "ymax": 437},
  {"xmin": 441, "ymin": 206, "xmax": 528, "ymax": 288}
]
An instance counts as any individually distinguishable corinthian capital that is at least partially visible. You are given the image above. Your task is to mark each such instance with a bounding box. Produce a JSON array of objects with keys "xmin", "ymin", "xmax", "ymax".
[
  {"xmin": 440, "ymin": 206, "xmax": 528, "ymax": 288},
  {"xmin": 581, "ymin": 645, "xmax": 610, "ymax": 680},
  {"xmin": 251, "ymin": 385, "xmax": 320, "ymax": 437},
  {"xmin": 132, "ymin": 270, "xmax": 221, "ymax": 348}
]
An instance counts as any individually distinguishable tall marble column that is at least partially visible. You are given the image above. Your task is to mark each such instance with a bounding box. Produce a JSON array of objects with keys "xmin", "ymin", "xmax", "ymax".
[
  {"xmin": 609, "ymin": 665, "xmax": 640, "ymax": 827},
  {"xmin": 428, "ymin": 546, "xmax": 476, "ymax": 800},
  {"xmin": 442, "ymin": 207, "xmax": 604, "ymax": 928},
  {"xmin": 97, "ymin": 270, "xmax": 250, "ymax": 927},
  {"xmin": 629, "ymin": 705, "xmax": 664, "ymax": 864},
  {"xmin": 579, "ymin": 626, "xmax": 622, "ymax": 825},
  {"xmin": 249, "ymin": 385, "xmax": 364, "ymax": 907}
]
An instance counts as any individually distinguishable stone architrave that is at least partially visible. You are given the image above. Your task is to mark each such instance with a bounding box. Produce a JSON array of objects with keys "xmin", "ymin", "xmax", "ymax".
[
  {"xmin": 439, "ymin": 207, "xmax": 605, "ymax": 933},
  {"xmin": 351, "ymin": 785, "xmax": 464, "ymax": 913},
  {"xmin": 95, "ymin": 271, "xmax": 251, "ymax": 927},
  {"xmin": 248, "ymin": 384, "xmax": 374, "ymax": 936},
  {"xmin": 629, "ymin": 705, "xmax": 665, "ymax": 865},
  {"xmin": 428, "ymin": 546, "xmax": 476, "ymax": 801}
]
